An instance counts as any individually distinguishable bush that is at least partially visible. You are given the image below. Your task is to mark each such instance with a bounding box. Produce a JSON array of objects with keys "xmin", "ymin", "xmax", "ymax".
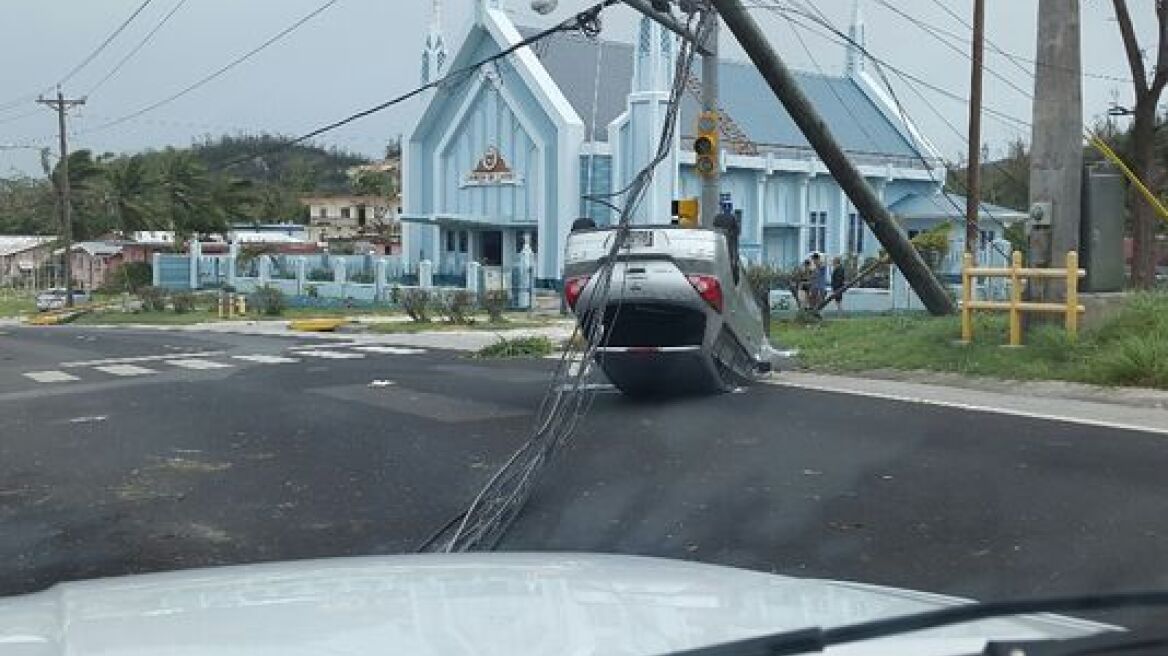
[
  {"xmin": 101, "ymin": 261, "xmax": 153, "ymax": 293},
  {"xmin": 482, "ymin": 289, "xmax": 509, "ymax": 323},
  {"xmin": 307, "ymin": 268, "xmax": 333, "ymax": 282},
  {"xmin": 306, "ymin": 284, "xmax": 319, "ymax": 298},
  {"xmin": 475, "ymin": 336, "xmax": 555, "ymax": 359},
  {"xmin": 171, "ymin": 292, "xmax": 196, "ymax": 314},
  {"xmin": 1096, "ymin": 335, "xmax": 1168, "ymax": 388},
  {"xmin": 401, "ymin": 288, "xmax": 433, "ymax": 323},
  {"xmin": 441, "ymin": 289, "xmax": 475, "ymax": 325},
  {"xmin": 138, "ymin": 286, "xmax": 167, "ymax": 312},
  {"xmin": 251, "ymin": 285, "xmax": 286, "ymax": 316}
]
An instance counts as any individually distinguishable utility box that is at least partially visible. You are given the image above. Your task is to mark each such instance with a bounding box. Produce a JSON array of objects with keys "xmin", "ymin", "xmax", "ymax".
[{"xmin": 1080, "ymin": 162, "xmax": 1125, "ymax": 292}]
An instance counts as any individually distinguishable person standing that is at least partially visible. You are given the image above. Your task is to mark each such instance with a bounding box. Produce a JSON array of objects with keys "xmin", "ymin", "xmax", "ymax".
[
  {"xmin": 810, "ymin": 253, "xmax": 828, "ymax": 309},
  {"xmin": 830, "ymin": 256, "xmax": 847, "ymax": 314},
  {"xmin": 795, "ymin": 259, "xmax": 812, "ymax": 310}
]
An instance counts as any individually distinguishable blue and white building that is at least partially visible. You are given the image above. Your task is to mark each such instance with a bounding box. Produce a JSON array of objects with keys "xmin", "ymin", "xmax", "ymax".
[{"xmin": 402, "ymin": 0, "xmax": 1006, "ymax": 287}]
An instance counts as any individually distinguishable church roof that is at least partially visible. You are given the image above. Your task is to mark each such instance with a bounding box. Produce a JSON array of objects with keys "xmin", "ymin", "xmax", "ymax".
[{"xmin": 523, "ymin": 27, "xmax": 925, "ymax": 161}]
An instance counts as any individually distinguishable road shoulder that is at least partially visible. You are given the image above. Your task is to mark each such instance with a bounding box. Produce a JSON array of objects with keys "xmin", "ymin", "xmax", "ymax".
[{"xmin": 768, "ymin": 370, "xmax": 1168, "ymax": 436}]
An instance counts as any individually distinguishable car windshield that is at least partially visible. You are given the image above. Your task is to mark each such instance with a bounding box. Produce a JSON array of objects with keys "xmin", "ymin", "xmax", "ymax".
[{"xmin": 2, "ymin": 1, "xmax": 1167, "ymax": 654}]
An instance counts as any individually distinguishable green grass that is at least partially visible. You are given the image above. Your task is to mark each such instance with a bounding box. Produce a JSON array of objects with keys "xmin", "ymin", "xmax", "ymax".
[
  {"xmin": 73, "ymin": 309, "xmax": 222, "ymax": 325},
  {"xmin": 366, "ymin": 316, "xmax": 552, "ymax": 334},
  {"xmin": 775, "ymin": 292, "xmax": 1168, "ymax": 390},
  {"xmin": 474, "ymin": 335, "xmax": 556, "ymax": 359},
  {"xmin": 0, "ymin": 294, "xmax": 36, "ymax": 318}
]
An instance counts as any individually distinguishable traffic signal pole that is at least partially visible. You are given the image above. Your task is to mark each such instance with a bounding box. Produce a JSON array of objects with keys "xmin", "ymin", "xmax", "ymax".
[
  {"xmin": 699, "ymin": 17, "xmax": 719, "ymax": 227},
  {"xmin": 711, "ymin": 0, "xmax": 955, "ymax": 315}
]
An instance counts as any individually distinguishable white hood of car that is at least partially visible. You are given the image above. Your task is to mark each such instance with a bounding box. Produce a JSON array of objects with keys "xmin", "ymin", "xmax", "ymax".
[{"xmin": 0, "ymin": 553, "xmax": 1106, "ymax": 655}]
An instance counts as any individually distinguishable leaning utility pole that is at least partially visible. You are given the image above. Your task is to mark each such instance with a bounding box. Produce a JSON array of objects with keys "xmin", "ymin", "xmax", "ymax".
[
  {"xmin": 965, "ymin": 0, "xmax": 985, "ymax": 261},
  {"xmin": 711, "ymin": 0, "xmax": 955, "ymax": 315},
  {"xmin": 37, "ymin": 88, "xmax": 86, "ymax": 307},
  {"xmin": 1027, "ymin": 0, "xmax": 1082, "ymax": 316}
]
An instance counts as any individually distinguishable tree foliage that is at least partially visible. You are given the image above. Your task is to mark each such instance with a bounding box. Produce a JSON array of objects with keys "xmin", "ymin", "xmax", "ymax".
[{"xmin": 0, "ymin": 134, "xmax": 372, "ymax": 239}]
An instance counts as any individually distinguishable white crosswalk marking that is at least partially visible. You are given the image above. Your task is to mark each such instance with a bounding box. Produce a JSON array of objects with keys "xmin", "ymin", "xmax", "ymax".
[
  {"xmin": 94, "ymin": 364, "xmax": 156, "ymax": 377},
  {"xmin": 297, "ymin": 350, "xmax": 365, "ymax": 360},
  {"xmin": 23, "ymin": 370, "xmax": 80, "ymax": 383},
  {"xmin": 167, "ymin": 359, "xmax": 233, "ymax": 370},
  {"xmin": 351, "ymin": 346, "xmax": 427, "ymax": 355},
  {"xmin": 232, "ymin": 354, "xmax": 300, "ymax": 364}
]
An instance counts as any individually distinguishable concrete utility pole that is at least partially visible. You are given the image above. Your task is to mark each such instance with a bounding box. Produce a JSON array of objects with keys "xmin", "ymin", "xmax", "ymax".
[
  {"xmin": 965, "ymin": 0, "xmax": 985, "ymax": 261},
  {"xmin": 37, "ymin": 88, "xmax": 86, "ymax": 307},
  {"xmin": 1027, "ymin": 0, "xmax": 1082, "ymax": 308},
  {"xmin": 711, "ymin": 0, "xmax": 955, "ymax": 315},
  {"xmin": 700, "ymin": 17, "xmax": 719, "ymax": 227}
]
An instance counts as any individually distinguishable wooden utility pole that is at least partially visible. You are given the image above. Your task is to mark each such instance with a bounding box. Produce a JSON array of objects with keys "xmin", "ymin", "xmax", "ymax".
[
  {"xmin": 37, "ymin": 88, "xmax": 85, "ymax": 307},
  {"xmin": 965, "ymin": 0, "xmax": 985, "ymax": 262},
  {"xmin": 711, "ymin": 0, "xmax": 955, "ymax": 315}
]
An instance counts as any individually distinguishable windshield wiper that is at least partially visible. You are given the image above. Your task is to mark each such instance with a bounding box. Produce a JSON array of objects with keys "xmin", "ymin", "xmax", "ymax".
[{"xmin": 666, "ymin": 590, "xmax": 1168, "ymax": 656}]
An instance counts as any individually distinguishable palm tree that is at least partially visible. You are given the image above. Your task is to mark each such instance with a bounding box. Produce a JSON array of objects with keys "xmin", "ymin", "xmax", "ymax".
[
  {"xmin": 153, "ymin": 149, "xmax": 215, "ymax": 240},
  {"xmin": 102, "ymin": 155, "xmax": 156, "ymax": 234},
  {"xmin": 209, "ymin": 174, "xmax": 256, "ymax": 227}
]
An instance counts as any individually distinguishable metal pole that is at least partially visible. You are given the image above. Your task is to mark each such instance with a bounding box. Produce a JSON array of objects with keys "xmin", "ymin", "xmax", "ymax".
[
  {"xmin": 712, "ymin": 0, "xmax": 955, "ymax": 315},
  {"xmin": 700, "ymin": 17, "xmax": 719, "ymax": 227},
  {"xmin": 965, "ymin": 0, "xmax": 985, "ymax": 262}
]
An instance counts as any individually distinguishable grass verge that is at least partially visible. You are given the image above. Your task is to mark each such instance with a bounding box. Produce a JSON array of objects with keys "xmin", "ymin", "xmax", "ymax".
[
  {"xmin": 474, "ymin": 336, "xmax": 556, "ymax": 359},
  {"xmin": 774, "ymin": 293, "xmax": 1168, "ymax": 390},
  {"xmin": 0, "ymin": 294, "xmax": 35, "ymax": 318}
]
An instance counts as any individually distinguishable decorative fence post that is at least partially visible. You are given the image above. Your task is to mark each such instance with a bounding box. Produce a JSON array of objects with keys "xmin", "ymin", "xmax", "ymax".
[
  {"xmin": 226, "ymin": 242, "xmax": 238, "ymax": 288},
  {"xmin": 466, "ymin": 261, "xmax": 482, "ymax": 298},
  {"xmin": 375, "ymin": 257, "xmax": 387, "ymax": 301},
  {"xmin": 258, "ymin": 254, "xmax": 271, "ymax": 285},
  {"xmin": 419, "ymin": 259, "xmax": 433, "ymax": 289},
  {"xmin": 517, "ymin": 238, "xmax": 534, "ymax": 310},
  {"xmin": 188, "ymin": 239, "xmax": 201, "ymax": 290},
  {"xmin": 296, "ymin": 257, "xmax": 307, "ymax": 296},
  {"xmin": 152, "ymin": 252, "xmax": 161, "ymax": 287}
]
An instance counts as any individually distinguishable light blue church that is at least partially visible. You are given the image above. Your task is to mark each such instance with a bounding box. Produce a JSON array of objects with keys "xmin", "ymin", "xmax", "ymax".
[{"xmin": 402, "ymin": 0, "xmax": 1007, "ymax": 287}]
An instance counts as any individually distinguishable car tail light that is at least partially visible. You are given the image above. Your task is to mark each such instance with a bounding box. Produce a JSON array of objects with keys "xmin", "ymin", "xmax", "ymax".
[
  {"xmin": 564, "ymin": 275, "xmax": 590, "ymax": 310},
  {"xmin": 686, "ymin": 274, "xmax": 723, "ymax": 313}
]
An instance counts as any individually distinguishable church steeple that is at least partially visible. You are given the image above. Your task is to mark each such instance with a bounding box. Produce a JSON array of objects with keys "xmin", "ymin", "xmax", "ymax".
[
  {"xmin": 421, "ymin": 0, "xmax": 448, "ymax": 85},
  {"xmin": 845, "ymin": 0, "xmax": 866, "ymax": 76}
]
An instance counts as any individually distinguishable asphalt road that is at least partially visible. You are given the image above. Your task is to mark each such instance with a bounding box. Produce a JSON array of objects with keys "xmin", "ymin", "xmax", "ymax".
[{"xmin": 2, "ymin": 324, "xmax": 1167, "ymax": 629}]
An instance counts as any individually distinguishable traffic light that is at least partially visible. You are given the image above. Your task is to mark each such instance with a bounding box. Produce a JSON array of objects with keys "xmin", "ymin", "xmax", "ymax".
[
  {"xmin": 671, "ymin": 197, "xmax": 700, "ymax": 227},
  {"xmin": 694, "ymin": 111, "xmax": 719, "ymax": 179}
]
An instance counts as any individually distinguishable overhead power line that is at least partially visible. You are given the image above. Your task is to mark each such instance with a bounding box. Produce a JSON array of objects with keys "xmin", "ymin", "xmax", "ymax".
[
  {"xmin": 86, "ymin": 0, "xmax": 190, "ymax": 97},
  {"xmin": 921, "ymin": 0, "xmax": 1132, "ymax": 85},
  {"xmin": 58, "ymin": 0, "xmax": 156, "ymax": 87},
  {"xmin": 209, "ymin": 0, "xmax": 622, "ymax": 173},
  {"xmin": 80, "ymin": 0, "xmax": 340, "ymax": 137}
]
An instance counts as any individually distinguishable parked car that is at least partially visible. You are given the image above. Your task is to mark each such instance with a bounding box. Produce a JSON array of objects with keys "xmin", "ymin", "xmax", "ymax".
[{"xmin": 35, "ymin": 288, "xmax": 91, "ymax": 312}]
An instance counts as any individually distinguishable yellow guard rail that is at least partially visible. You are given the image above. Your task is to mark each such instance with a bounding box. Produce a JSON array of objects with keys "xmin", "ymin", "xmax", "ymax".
[{"xmin": 961, "ymin": 251, "xmax": 1086, "ymax": 346}]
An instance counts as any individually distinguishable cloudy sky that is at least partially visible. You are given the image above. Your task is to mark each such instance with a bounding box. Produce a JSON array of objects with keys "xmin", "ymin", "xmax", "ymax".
[{"xmin": 0, "ymin": 0, "xmax": 1156, "ymax": 177}]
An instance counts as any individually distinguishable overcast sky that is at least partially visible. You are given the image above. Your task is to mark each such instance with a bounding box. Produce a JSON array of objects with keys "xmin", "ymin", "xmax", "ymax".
[{"xmin": 0, "ymin": 0, "xmax": 1156, "ymax": 177}]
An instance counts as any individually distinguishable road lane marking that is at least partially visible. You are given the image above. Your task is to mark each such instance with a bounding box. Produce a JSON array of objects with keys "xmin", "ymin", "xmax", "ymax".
[
  {"xmin": 61, "ymin": 351, "xmax": 223, "ymax": 368},
  {"xmin": 23, "ymin": 370, "xmax": 80, "ymax": 383},
  {"xmin": 765, "ymin": 377, "xmax": 1168, "ymax": 437},
  {"xmin": 167, "ymin": 359, "xmax": 233, "ymax": 370},
  {"xmin": 94, "ymin": 364, "xmax": 157, "ymax": 377},
  {"xmin": 297, "ymin": 350, "xmax": 365, "ymax": 360},
  {"xmin": 232, "ymin": 354, "xmax": 300, "ymax": 364},
  {"xmin": 351, "ymin": 346, "xmax": 427, "ymax": 355}
]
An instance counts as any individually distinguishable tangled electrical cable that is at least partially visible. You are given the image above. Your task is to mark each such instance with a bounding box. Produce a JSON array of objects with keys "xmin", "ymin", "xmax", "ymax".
[{"xmin": 419, "ymin": 4, "xmax": 712, "ymax": 554}]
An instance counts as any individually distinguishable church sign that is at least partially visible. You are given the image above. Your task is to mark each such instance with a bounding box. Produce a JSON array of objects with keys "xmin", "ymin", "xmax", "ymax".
[{"xmin": 463, "ymin": 146, "xmax": 522, "ymax": 187}]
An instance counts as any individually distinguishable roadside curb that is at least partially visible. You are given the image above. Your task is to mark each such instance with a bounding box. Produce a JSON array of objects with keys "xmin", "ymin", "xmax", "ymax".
[{"xmin": 767, "ymin": 370, "xmax": 1168, "ymax": 437}]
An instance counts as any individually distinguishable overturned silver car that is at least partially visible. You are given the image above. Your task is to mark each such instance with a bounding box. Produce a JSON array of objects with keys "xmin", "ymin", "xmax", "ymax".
[{"xmin": 563, "ymin": 220, "xmax": 777, "ymax": 396}]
